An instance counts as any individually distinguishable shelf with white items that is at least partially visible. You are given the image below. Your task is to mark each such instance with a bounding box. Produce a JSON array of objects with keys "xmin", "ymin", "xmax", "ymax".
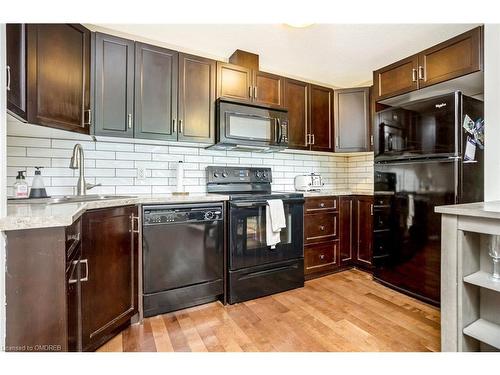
[
  {"xmin": 463, "ymin": 319, "xmax": 500, "ymax": 350},
  {"xmin": 463, "ymin": 270, "xmax": 500, "ymax": 293}
]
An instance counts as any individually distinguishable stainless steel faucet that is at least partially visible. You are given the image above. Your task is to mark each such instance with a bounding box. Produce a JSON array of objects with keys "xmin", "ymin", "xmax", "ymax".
[{"xmin": 70, "ymin": 144, "xmax": 101, "ymax": 195}]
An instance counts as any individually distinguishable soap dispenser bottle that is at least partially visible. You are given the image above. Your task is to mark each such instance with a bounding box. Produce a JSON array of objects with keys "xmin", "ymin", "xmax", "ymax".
[
  {"xmin": 29, "ymin": 167, "xmax": 49, "ymax": 198},
  {"xmin": 13, "ymin": 170, "xmax": 29, "ymax": 198}
]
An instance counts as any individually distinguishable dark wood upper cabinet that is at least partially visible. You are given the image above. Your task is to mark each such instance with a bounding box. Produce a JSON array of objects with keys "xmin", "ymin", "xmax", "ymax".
[
  {"xmin": 94, "ymin": 33, "xmax": 135, "ymax": 138},
  {"xmin": 253, "ymin": 71, "xmax": 285, "ymax": 108},
  {"xmin": 419, "ymin": 26, "xmax": 482, "ymax": 89},
  {"xmin": 217, "ymin": 62, "xmax": 252, "ymax": 102},
  {"xmin": 373, "ymin": 26, "xmax": 483, "ymax": 101},
  {"xmin": 373, "ymin": 55, "xmax": 419, "ymax": 101},
  {"xmin": 355, "ymin": 196, "xmax": 373, "ymax": 268},
  {"xmin": 309, "ymin": 84, "xmax": 334, "ymax": 152},
  {"xmin": 6, "ymin": 24, "xmax": 27, "ymax": 120},
  {"xmin": 334, "ymin": 87, "xmax": 370, "ymax": 152},
  {"xmin": 26, "ymin": 24, "xmax": 91, "ymax": 134},
  {"xmin": 178, "ymin": 53, "xmax": 216, "ymax": 143},
  {"xmin": 81, "ymin": 206, "xmax": 138, "ymax": 352},
  {"xmin": 134, "ymin": 42, "xmax": 178, "ymax": 141},
  {"xmin": 284, "ymin": 78, "xmax": 309, "ymax": 149}
]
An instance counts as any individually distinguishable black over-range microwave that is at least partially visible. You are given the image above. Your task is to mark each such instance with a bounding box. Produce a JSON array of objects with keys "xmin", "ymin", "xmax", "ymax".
[{"xmin": 208, "ymin": 99, "xmax": 289, "ymax": 152}]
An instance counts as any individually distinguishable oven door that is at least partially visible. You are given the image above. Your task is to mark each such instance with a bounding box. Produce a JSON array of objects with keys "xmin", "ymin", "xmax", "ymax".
[
  {"xmin": 229, "ymin": 198, "xmax": 304, "ymax": 270},
  {"xmin": 218, "ymin": 100, "xmax": 287, "ymax": 148}
]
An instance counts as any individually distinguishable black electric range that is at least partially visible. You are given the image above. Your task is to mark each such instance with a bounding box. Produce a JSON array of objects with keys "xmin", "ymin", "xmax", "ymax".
[{"xmin": 206, "ymin": 166, "xmax": 305, "ymax": 304}]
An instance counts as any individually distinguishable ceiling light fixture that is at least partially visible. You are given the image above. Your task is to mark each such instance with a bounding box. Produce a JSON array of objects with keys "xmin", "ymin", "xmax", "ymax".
[{"xmin": 284, "ymin": 23, "xmax": 314, "ymax": 28}]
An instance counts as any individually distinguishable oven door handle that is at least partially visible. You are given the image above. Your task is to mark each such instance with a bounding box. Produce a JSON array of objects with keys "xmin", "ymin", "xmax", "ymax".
[{"xmin": 231, "ymin": 199, "xmax": 304, "ymax": 208}]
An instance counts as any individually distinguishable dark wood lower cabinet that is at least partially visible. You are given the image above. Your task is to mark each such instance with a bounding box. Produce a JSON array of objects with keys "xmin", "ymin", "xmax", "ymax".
[
  {"xmin": 5, "ymin": 205, "xmax": 138, "ymax": 352},
  {"xmin": 354, "ymin": 196, "xmax": 374, "ymax": 269},
  {"xmin": 305, "ymin": 195, "xmax": 373, "ymax": 278},
  {"xmin": 339, "ymin": 196, "xmax": 355, "ymax": 266},
  {"xmin": 81, "ymin": 205, "xmax": 138, "ymax": 351}
]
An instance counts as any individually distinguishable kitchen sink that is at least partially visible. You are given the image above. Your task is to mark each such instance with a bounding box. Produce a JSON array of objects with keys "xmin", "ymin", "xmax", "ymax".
[{"xmin": 8, "ymin": 195, "xmax": 137, "ymax": 205}]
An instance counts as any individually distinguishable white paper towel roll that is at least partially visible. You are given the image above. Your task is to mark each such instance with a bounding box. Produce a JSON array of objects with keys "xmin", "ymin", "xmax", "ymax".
[{"xmin": 176, "ymin": 161, "xmax": 184, "ymax": 193}]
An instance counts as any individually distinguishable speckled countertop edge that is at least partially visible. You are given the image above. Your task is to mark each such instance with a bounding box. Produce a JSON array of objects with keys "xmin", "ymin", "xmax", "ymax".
[{"xmin": 0, "ymin": 194, "xmax": 230, "ymax": 231}]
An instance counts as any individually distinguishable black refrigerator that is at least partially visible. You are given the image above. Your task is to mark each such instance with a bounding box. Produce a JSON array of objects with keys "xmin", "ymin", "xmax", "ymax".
[{"xmin": 373, "ymin": 92, "xmax": 483, "ymax": 306}]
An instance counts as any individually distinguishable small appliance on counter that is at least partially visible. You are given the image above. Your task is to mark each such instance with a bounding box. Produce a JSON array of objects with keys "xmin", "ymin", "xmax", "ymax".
[{"xmin": 294, "ymin": 173, "xmax": 324, "ymax": 192}]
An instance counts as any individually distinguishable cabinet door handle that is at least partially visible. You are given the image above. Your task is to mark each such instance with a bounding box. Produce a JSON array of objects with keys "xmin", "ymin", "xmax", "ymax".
[
  {"xmin": 6, "ymin": 65, "xmax": 11, "ymax": 91},
  {"xmin": 412, "ymin": 68, "xmax": 417, "ymax": 82},
  {"xmin": 84, "ymin": 109, "xmax": 92, "ymax": 126},
  {"xmin": 179, "ymin": 119, "xmax": 183, "ymax": 134},
  {"xmin": 336, "ymin": 136, "xmax": 340, "ymax": 148},
  {"xmin": 370, "ymin": 135, "xmax": 374, "ymax": 146},
  {"xmin": 370, "ymin": 204, "xmax": 374, "ymax": 216},
  {"xmin": 130, "ymin": 215, "xmax": 140, "ymax": 234},
  {"xmin": 172, "ymin": 119, "xmax": 177, "ymax": 133},
  {"xmin": 249, "ymin": 86, "xmax": 252, "ymax": 98},
  {"xmin": 418, "ymin": 66, "xmax": 425, "ymax": 80},
  {"xmin": 80, "ymin": 259, "xmax": 89, "ymax": 282},
  {"xmin": 127, "ymin": 114, "xmax": 132, "ymax": 129},
  {"xmin": 312, "ymin": 134, "xmax": 315, "ymax": 145},
  {"xmin": 306, "ymin": 133, "xmax": 310, "ymax": 145},
  {"xmin": 254, "ymin": 86, "xmax": 258, "ymax": 99}
]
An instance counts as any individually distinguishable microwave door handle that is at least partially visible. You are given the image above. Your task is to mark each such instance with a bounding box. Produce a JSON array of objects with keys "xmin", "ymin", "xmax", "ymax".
[{"xmin": 276, "ymin": 118, "xmax": 282, "ymax": 143}]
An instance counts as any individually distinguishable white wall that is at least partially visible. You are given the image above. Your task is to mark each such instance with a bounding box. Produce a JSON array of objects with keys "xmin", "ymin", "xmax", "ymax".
[
  {"xmin": 1, "ymin": 23, "xmax": 7, "ymax": 350},
  {"xmin": 484, "ymin": 24, "xmax": 500, "ymax": 202}
]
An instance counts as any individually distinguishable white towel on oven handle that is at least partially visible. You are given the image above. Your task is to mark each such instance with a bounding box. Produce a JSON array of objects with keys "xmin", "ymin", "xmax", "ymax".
[{"xmin": 266, "ymin": 199, "xmax": 286, "ymax": 249}]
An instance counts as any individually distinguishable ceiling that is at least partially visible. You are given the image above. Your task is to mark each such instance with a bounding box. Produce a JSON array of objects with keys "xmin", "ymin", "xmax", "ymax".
[{"xmin": 94, "ymin": 23, "xmax": 479, "ymax": 88}]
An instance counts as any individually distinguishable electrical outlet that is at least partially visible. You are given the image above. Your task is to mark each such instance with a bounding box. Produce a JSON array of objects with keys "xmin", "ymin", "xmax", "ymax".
[{"xmin": 137, "ymin": 167, "xmax": 146, "ymax": 180}]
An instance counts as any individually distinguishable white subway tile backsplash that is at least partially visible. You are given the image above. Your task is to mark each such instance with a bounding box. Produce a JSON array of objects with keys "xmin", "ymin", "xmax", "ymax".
[
  {"xmin": 7, "ymin": 136, "xmax": 51, "ymax": 148},
  {"xmin": 116, "ymin": 152, "xmax": 151, "ymax": 161},
  {"xmin": 96, "ymin": 142, "xmax": 134, "ymax": 152},
  {"xmin": 96, "ymin": 160, "xmax": 134, "ymax": 169},
  {"xmin": 51, "ymin": 139, "xmax": 96, "ymax": 150},
  {"xmin": 7, "ymin": 147, "xmax": 26, "ymax": 156},
  {"xmin": 27, "ymin": 147, "xmax": 72, "ymax": 158},
  {"xmin": 6, "ymin": 116, "xmax": 374, "ymax": 196},
  {"xmin": 8, "ymin": 157, "xmax": 51, "ymax": 167}
]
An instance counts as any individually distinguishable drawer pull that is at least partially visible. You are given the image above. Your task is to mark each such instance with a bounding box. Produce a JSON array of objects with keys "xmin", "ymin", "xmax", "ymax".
[
  {"xmin": 319, "ymin": 202, "xmax": 325, "ymax": 208},
  {"xmin": 319, "ymin": 225, "xmax": 325, "ymax": 231},
  {"xmin": 319, "ymin": 254, "xmax": 325, "ymax": 260}
]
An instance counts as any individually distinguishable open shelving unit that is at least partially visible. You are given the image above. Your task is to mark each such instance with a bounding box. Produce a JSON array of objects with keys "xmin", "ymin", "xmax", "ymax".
[
  {"xmin": 458, "ymin": 231, "xmax": 500, "ymax": 351},
  {"xmin": 463, "ymin": 319, "xmax": 500, "ymax": 349}
]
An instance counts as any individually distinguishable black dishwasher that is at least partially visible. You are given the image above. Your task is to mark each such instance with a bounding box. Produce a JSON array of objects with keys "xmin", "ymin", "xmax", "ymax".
[{"xmin": 142, "ymin": 203, "xmax": 224, "ymax": 317}]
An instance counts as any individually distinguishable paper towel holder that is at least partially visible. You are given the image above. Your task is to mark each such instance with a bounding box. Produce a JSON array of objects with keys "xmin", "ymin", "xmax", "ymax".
[{"xmin": 173, "ymin": 160, "xmax": 189, "ymax": 196}]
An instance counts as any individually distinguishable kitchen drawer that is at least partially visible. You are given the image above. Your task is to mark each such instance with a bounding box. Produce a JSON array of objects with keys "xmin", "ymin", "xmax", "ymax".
[
  {"xmin": 304, "ymin": 241, "xmax": 338, "ymax": 275},
  {"xmin": 373, "ymin": 194, "xmax": 393, "ymax": 207},
  {"xmin": 305, "ymin": 196, "xmax": 338, "ymax": 213},
  {"xmin": 374, "ymin": 211, "xmax": 392, "ymax": 231},
  {"xmin": 65, "ymin": 218, "xmax": 82, "ymax": 260},
  {"xmin": 373, "ymin": 231, "xmax": 391, "ymax": 258},
  {"xmin": 304, "ymin": 212, "xmax": 338, "ymax": 244}
]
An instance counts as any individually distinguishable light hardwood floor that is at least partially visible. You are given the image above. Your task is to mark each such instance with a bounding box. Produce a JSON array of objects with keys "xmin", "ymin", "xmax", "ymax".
[{"xmin": 98, "ymin": 269, "xmax": 440, "ymax": 352}]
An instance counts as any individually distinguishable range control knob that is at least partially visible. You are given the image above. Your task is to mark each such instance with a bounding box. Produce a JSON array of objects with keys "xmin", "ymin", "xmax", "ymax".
[
  {"xmin": 256, "ymin": 171, "xmax": 262, "ymax": 179},
  {"xmin": 213, "ymin": 172, "xmax": 219, "ymax": 178},
  {"xmin": 204, "ymin": 211, "xmax": 214, "ymax": 220},
  {"xmin": 222, "ymin": 172, "xmax": 228, "ymax": 178}
]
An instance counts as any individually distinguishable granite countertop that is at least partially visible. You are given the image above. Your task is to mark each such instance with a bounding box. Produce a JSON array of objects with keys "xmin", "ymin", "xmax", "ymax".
[
  {"xmin": 435, "ymin": 201, "xmax": 500, "ymax": 220},
  {"xmin": 0, "ymin": 194, "xmax": 229, "ymax": 231},
  {"xmin": 301, "ymin": 190, "xmax": 374, "ymax": 197}
]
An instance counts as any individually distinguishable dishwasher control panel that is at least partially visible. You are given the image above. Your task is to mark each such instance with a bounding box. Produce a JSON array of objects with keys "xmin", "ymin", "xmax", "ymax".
[{"xmin": 143, "ymin": 204, "xmax": 223, "ymax": 225}]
